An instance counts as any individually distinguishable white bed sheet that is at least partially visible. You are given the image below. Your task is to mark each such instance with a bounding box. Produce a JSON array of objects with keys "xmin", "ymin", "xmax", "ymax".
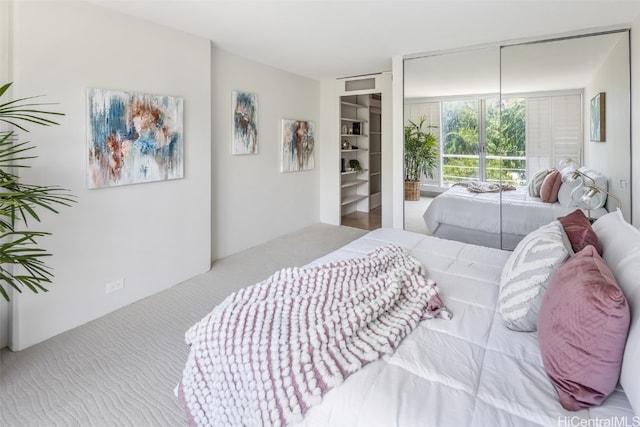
[
  {"xmin": 423, "ymin": 186, "xmax": 607, "ymax": 249},
  {"xmin": 296, "ymin": 228, "xmax": 634, "ymax": 427}
]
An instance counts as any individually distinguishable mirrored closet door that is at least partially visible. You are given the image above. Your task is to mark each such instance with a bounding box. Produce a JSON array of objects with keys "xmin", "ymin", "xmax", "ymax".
[
  {"xmin": 500, "ymin": 31, "xmax": 631, "ymax": 229},
  {"xmin": 403, "ymin": 30, "xmax": 631, "ymax": 250},
  {"xmin": 403, "ymin": 47, "xmax": 501, "ymax": 242}
]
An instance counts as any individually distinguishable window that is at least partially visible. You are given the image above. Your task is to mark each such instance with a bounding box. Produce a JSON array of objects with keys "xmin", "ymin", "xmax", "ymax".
[
  {"xmin": 442, "ymin": 99, "xmax": 480, "ymax": 183},
  {"xmin": 405, "ymin": 91, "xmax": 580, "ymax": 188},
  {"xmin": 441, "ymin": 97, "xmax": 525, "ymax": 186}
]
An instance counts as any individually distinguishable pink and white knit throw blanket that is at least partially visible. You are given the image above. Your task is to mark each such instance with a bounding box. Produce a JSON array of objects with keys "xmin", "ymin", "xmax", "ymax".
[{"xmin": 177, "ymin": 244, "xmax": 451, "ymax": 426}]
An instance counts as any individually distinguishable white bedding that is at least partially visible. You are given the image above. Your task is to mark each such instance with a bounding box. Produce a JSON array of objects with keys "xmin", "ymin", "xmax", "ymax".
[
  {"xmin": 423, "ymin": 186, "xmax": 607, "ymax": 250},
  {"xmin": 294, "ymin": 228, "xmax": 634, "ymax": 427}
]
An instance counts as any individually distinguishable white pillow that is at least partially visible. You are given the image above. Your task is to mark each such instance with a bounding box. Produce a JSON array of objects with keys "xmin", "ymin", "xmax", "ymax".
[
  {"xmin": 528, "ymin": 168, "xmax": 549, "ymax": 197},
  {"xmin": 557, "ymin": 167, "xmax": 608, "ymax": 209},
  {"xmin": 592, "ymin": 209, "xmax": 640, "ymax": 416},
  {"xmin": 498, "ymin": 220, "xmax": 571, "ymax": 331}
]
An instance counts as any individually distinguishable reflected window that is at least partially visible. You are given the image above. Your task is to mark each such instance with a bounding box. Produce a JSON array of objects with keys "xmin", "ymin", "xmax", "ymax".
[
  {"xmin": 442, "ymin": 99, "xmax": 479, "ymax": 183},
  {"xmin": 415, "ymin": 93, "xmax": 578, "ymax": 188},
  {"xmin": 492, "ymin": 97, "xmax": 525, "ymax": 186},
  {"xmin": 439, "ymin": 96, "xmax": 525, "ymax": 186}
]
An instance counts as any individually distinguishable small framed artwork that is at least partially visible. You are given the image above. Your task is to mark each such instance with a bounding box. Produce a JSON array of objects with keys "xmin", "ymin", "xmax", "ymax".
[
  {"xmin": 352, "ymin": 122, "xmax": 361, "ymax": 135},
  {"xmin": 232, "ymin": 91, "xmax": 258, "ymax": 154},
  {"xmin": 590, "ymin": 92, "xmax": 606, "ymax": 142},
  {"xmin": 281, "ymin": 119, "xmax": 315, "ymax": 172}
]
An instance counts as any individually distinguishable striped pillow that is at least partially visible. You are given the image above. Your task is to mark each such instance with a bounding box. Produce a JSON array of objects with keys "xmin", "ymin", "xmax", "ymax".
[
  {"xmin": 498, "ymin": 221, "xmax": 571, "ymax": 331},
  {"xmin": 528, "ymin": 168, "xmax": 550, "ymax": 197}
]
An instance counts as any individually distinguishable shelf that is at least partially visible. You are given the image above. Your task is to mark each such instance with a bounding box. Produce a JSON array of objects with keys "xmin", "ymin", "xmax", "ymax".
[
  {"xmin": 340, "ymin": 117, "xmax": 368, "ymax": 123},
  {"xmin": 340, "ymin": 93, "xmax": 379, "ymax": 222},
  {"xmin": 370, "ymin": 172, "xmax": 381, "ymax": 177},
  {"xmin": 341, "ymin": 179, "xmax": 368, "ymax": 189},
  {"xmin": 341, "ymin": 169, "xmax": 369, "ymax": 176},
  {"xmin": 341, "ymin": 101, "xmax": 368, "ymax": 109},
  {"xmin": 341, "ymin": 194, "xmax": 368, "ymax": 206}
]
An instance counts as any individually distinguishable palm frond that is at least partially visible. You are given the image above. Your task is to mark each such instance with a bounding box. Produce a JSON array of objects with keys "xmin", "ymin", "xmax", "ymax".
[{"xmin": 0, "ymin": 82, "xmax": 75, "ymax": 301}]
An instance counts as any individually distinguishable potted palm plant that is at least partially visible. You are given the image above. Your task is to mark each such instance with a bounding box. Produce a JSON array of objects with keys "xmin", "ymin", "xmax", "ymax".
[
  {"xmin": 404, "ymin": 116, "xmax": 438, "ymax": 201},
  {"xmin": 0, "ymin": 82, "xmax": 75, "ymax": 301}
]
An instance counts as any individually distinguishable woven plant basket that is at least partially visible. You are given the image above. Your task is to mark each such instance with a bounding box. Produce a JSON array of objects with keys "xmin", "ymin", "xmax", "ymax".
[{"xmin": 404, "ymin": 181, "xmax": 420, "ymax": 201}]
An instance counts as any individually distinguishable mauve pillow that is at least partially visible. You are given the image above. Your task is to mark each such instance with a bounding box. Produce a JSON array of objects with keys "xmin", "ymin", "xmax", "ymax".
[
  {"xmin": 528, "ymin": 168, "xmax": 550, "ymax": 197},
  {"xmin": 540, "ymin": 169, "xmax": 562, "ymax": 203},
  {"xmin": 538, "ymin": 245, "xmax": 630, "ymax": 411},
  {"xmin": 560, "ymin": 209, "xmax": 603, "ymax": 255}
]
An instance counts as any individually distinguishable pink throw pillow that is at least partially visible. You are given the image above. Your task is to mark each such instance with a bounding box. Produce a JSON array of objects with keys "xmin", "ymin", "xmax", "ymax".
[
  {"xmin": 538, "ymin": 245, "xmax": 630, "ymax": 411},
  {"xmin": 560, "ymin": 209, "xmax": 603, "ymax": 255},
  {"xmin": 540, "ymin": 169, "xmax": 562, "ymax": 203}
]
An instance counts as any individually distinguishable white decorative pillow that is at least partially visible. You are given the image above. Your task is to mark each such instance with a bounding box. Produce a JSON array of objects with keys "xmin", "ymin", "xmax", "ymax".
[
  {"xmin": 498, "ymin": 221, "xmax": 571, "ymax": 331},
  {"xmin": 528, "ymin": 168, "xmax": 549, "ymax": 197},
  {"xmin": 592, "ymin": 209, "xmax": 640, "ymax": 416}
]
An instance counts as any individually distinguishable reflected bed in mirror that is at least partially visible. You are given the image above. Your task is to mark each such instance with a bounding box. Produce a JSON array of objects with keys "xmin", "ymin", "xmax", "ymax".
[
  {"xmin": 404, "ymin": 30, "xmax": 631, "ymax": 250},
  {"xmin": 423, "ymin": 177, "xmax": 608, "ymax": 250}
]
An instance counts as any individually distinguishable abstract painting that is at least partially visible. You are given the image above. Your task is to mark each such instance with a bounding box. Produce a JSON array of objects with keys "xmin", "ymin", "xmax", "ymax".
[
  {"xmin": 87, "ymin": 88, "xmax": 184, "ymax": 189},
  {"xmin": 281, "ymin": 119, "xmax": 315, "ymax": 172},
  {"xmin": 590, "ymin": 92, "xmax": 606, "ymax": 142},
  {"xmin": 232, "ymin": 91, "xmax": 258, "ymax": 154}
]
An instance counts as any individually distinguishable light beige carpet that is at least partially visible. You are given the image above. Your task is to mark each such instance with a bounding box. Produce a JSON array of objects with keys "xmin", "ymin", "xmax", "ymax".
[
  {"xmin": 0, "ymin": 223, "xmax": 367, "ymax": 427},
  {"xmin": 404, "ymin": 196, "xmax": 433, "ymax": 234}
]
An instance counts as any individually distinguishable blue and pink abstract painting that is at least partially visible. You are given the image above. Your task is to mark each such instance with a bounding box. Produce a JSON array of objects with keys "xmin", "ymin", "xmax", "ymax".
[
  {"xmin": 87, "ymin": 88, "xmax": 184, "ymax": 189},
  {"xmin": 232, "ymin": 91, "xmax": 258, "ymax": 154}
]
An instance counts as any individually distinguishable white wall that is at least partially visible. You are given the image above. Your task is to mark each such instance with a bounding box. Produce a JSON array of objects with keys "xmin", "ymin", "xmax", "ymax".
[
  {"xmin": 632, "ymin": 17, "xmax": 640, "ymax": 225},
  {"xmin": 0, "ymin": 0, "xmax": 12, "ymax": 349},
  {"xmin": 392, "ymin": 55, "xmax": 404, "ymax": 229},
  {"xmin": 583, "ymin": 32, "xmax": 631, "ymax": 220},
  {"xmin": 211, "ymin": 47, "xmax": 320, "ymax": 259},
  {"xmin": 319, "ymin": 78, "xmax": 341, "ymax": 225},
  {"xmin": 5, "ymin": 1, "xmax": 211, "ymax": 350}
]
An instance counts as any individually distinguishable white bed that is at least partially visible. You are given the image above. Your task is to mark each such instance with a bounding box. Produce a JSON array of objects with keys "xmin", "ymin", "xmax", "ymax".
[
  {"xmin": 178, "ymin": 211, "xmax": 640, "ymax": 427},
  {"xmin": 423, "ymin": 185, "xmax": 607, "ymax": 250}
]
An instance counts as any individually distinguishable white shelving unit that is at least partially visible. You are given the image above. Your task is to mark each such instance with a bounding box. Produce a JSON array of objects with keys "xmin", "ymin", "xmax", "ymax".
[
  {"xmin": 369, "ymin": 94, "xmax": 382, "ymax": 209},
  {"xmin": 333, "ymin": 73, "xmax": 389, "ymax": 229},
  {"xmin": 340, "ymin": 95, "xmax": 370, "ymax": 216}
]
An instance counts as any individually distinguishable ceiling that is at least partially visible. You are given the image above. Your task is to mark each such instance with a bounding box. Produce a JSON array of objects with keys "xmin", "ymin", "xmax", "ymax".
[
  {"xmin": 404, "ymin": 31, "xmax": 627, "ymax": 98},
  {"xmin": 89, "ymin": 0, "xmax": 640, "ymax": 81}
]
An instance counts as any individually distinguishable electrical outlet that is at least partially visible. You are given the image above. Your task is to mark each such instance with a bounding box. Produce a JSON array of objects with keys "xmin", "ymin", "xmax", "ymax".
[{"xmin": 105, "ymin": 278, "xmax": 125, "ymax": 294}]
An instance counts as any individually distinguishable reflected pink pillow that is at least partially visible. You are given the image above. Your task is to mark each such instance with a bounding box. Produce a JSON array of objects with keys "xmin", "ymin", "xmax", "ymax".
[
  {"xmin": 560, "ymin": 209, "xmax": 603, "ymax": 255},
  {"xmin": 538, "ymin": 245, "xmax": 630, "ymax": 411},
  {"xmin": 540, "ymin": 169, "xmax": 562, "ymax": 203}
]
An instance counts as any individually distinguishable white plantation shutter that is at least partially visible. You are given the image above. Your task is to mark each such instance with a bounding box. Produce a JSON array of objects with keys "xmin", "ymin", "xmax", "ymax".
[
  {"xmin": 526, "ymin": 97, "xmax": 552, "ymax": 176},
  {"xmin": 405, "ymin": 101, "xmax": 441, "ymax": 186},
  {"xmin": 552, "ymin": 95, "xmax": 582, "ymax": 167},
  {"xmin": 525, "ymin": 93, "xmax": 582, "ymax": 179}
]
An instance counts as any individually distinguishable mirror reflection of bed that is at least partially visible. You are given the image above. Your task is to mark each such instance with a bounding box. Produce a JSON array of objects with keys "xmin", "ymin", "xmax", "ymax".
[{"xmin": 403, "ymin": 31, "xmax": 631, "ymax": 250}]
